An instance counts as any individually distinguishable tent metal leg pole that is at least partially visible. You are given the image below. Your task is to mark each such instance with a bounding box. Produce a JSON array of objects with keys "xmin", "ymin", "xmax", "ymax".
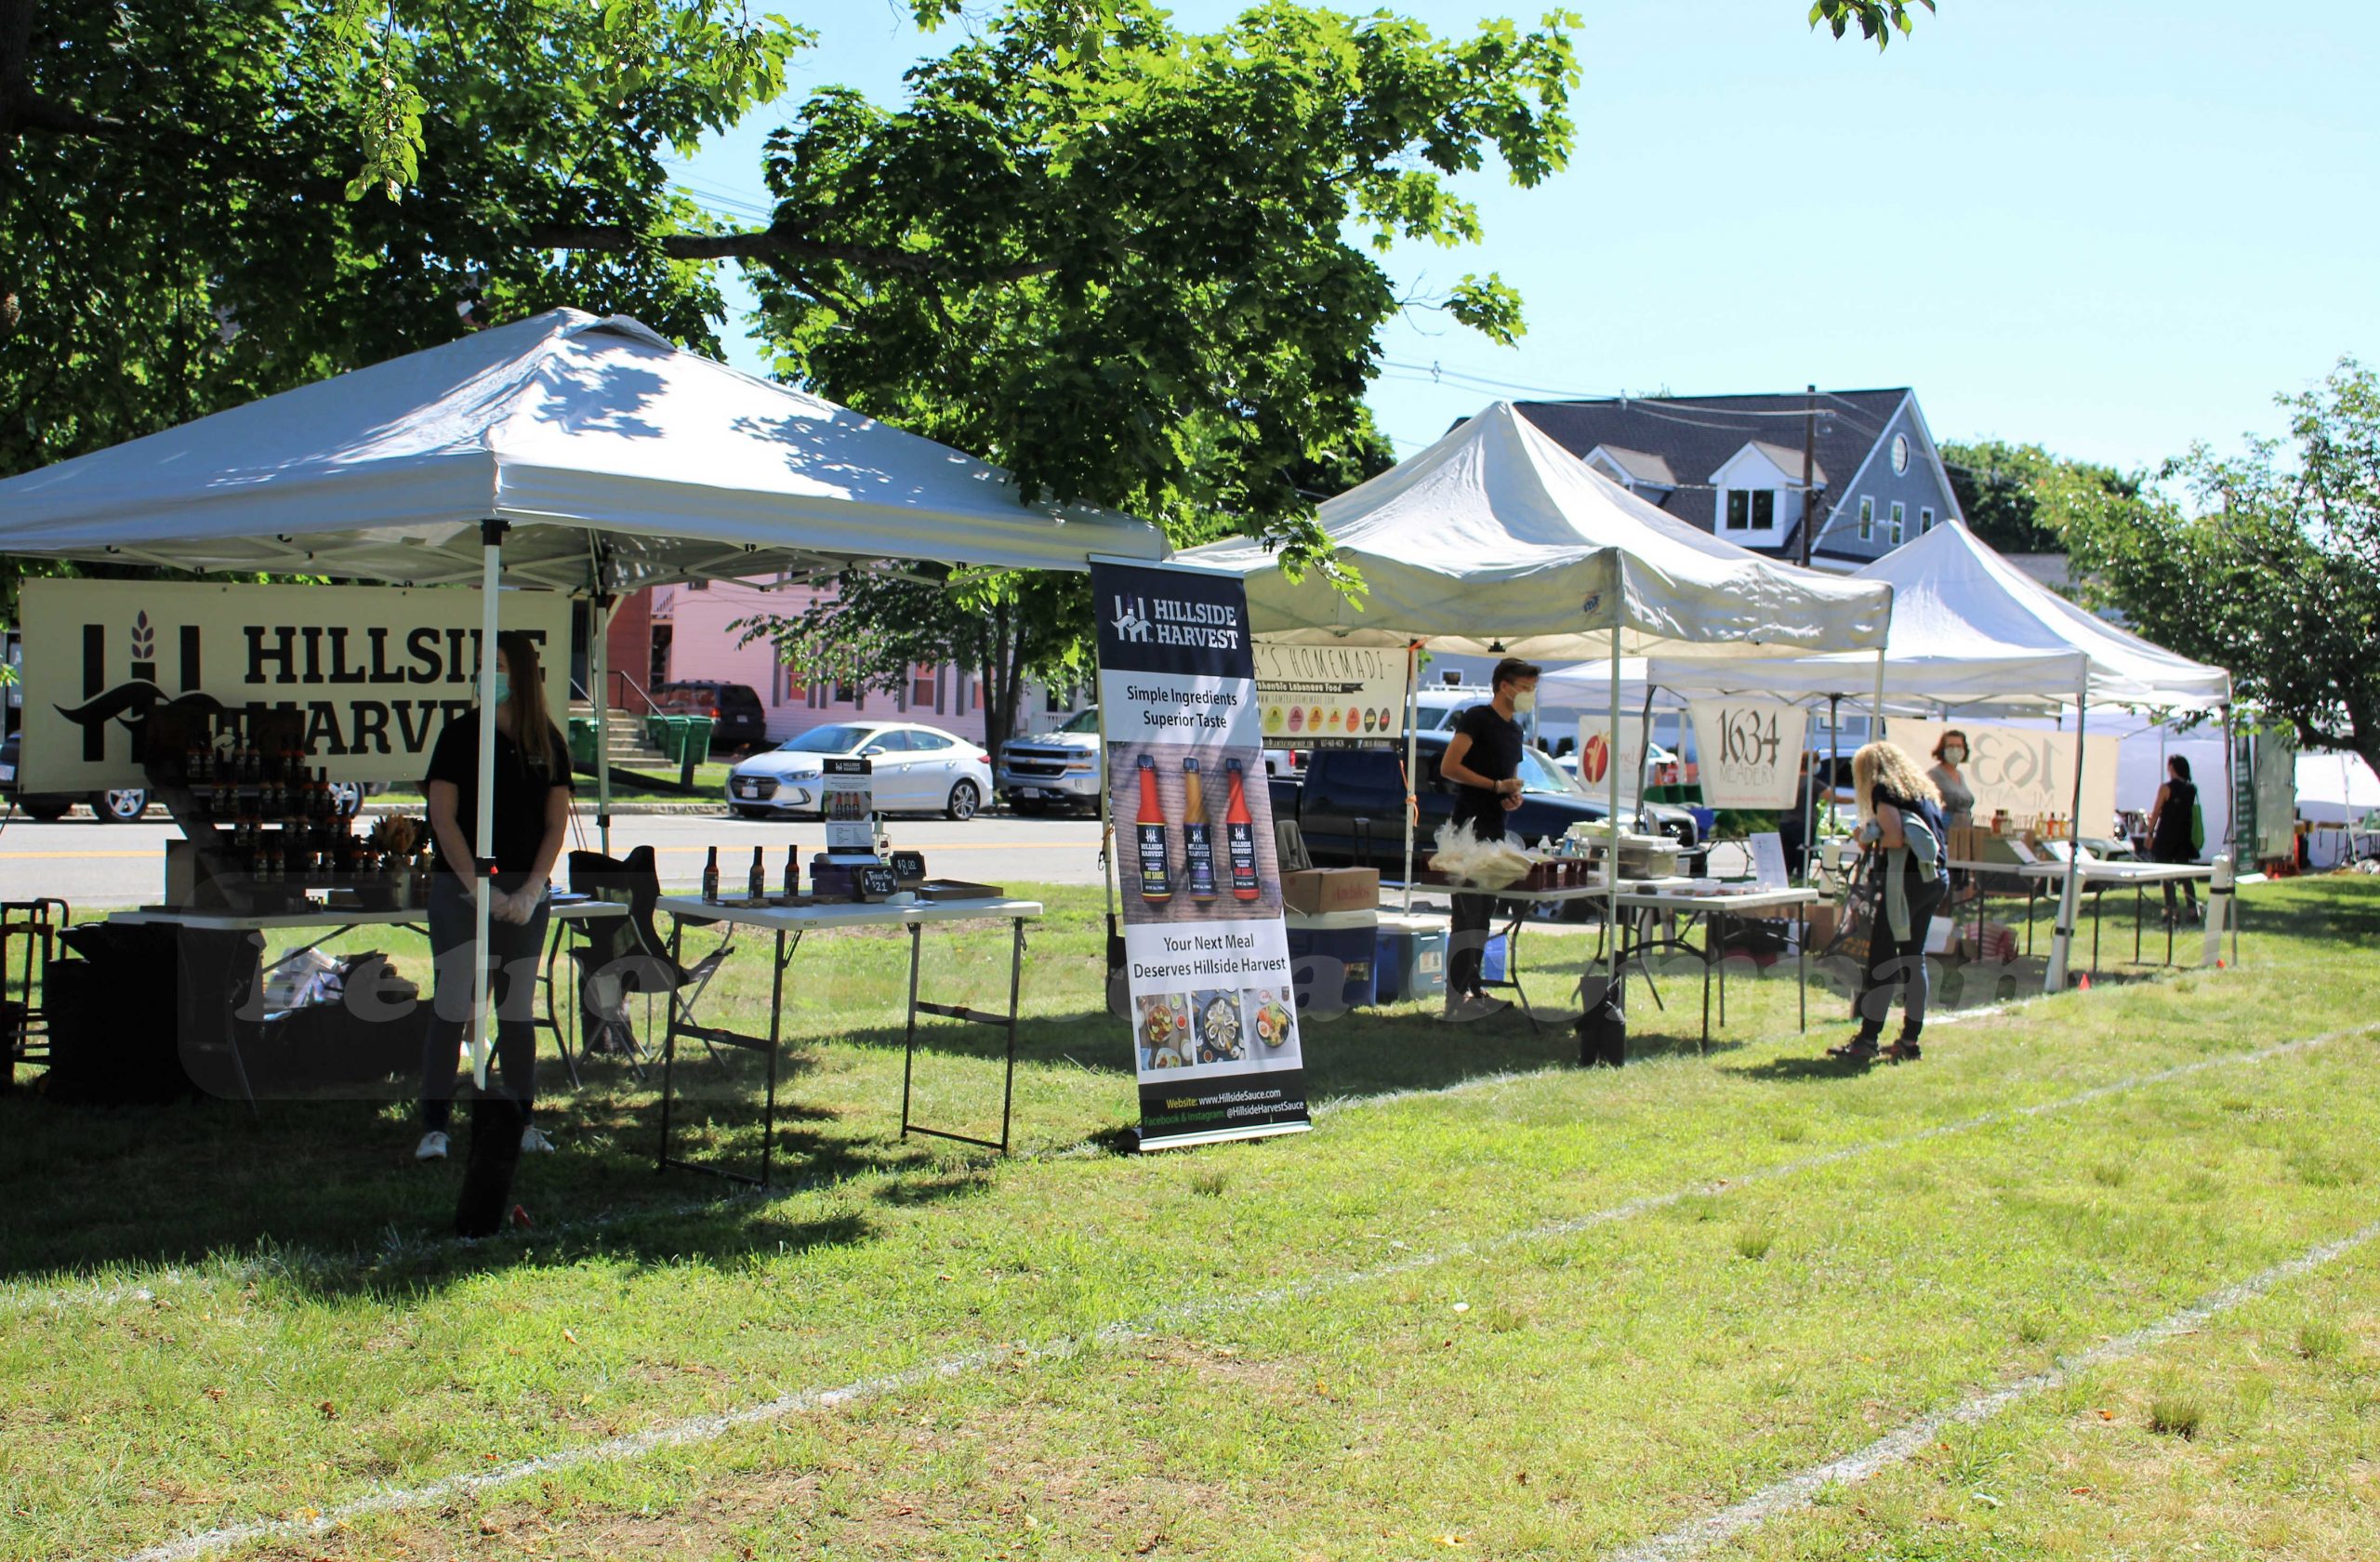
[
  {"xmin": 1403, "ymin": 641, "xmax": 1421, "ymax": 915},
  {"xmin": 470, "ymin": 520, "xmax": 507, "ymax": 1088},
  {"xmin": 1606, "ymin": 622, "xmax": 1622, "ymax": 999},
  {"xmin": 589, "ymin": 589, "xmax": 613, "ymax": 857},
  {"xmin": 1871, "ymin": 646, "xmax": 1886, "ymax": 742},
  {"xmin": 2044, "ymin": 658, "xmax": 2090, "ymax": 994}
]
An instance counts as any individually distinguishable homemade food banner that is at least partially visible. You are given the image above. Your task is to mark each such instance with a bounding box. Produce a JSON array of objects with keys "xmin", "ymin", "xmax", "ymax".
[
  {"xmin": 1690, "ymin": 700, "xmax": 1809, "ymax": 809},
  {"xmin": 1091, "ymin": 559, "xmax": 1310, "ymax": 1151},
  {"xmin": 17, "ymin": 580, "xmax": 572, "ymax": 792},
  {"xmin": 1255, "ymin": 642, "xmax": 1408, "ymax": 748}
]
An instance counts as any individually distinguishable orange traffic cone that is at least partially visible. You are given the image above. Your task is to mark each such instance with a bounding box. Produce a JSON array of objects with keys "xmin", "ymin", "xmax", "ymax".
[{"xmin": 2078, "ymin": 973, "xmax": 2092, "ymax": 991}]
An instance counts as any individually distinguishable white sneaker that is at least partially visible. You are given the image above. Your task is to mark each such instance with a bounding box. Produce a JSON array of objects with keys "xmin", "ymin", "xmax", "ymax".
[
  {"xmin": 415, "ymin": 1130, "xmax": 450, "ymax": 1160},
  {"xmin": 520, "ymin": 1125, "xmax": 556, "ymax": 1154}
]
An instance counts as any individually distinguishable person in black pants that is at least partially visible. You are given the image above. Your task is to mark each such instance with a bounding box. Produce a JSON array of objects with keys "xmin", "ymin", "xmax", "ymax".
[
  {"xmin": 1829, "ymin": 741, "xmax": 1948, "ymax": 1065},
  {"xmin": 2146, "ymin": 754, "xmax": 2202, "ymax": 923},
  {"xmin": 416, "ymin": 631, "xmax": 574, "ymax": 1161},
  {"xmin": 1437, "ymin": 657, "xmax": 1538, "ymax": 1022}
]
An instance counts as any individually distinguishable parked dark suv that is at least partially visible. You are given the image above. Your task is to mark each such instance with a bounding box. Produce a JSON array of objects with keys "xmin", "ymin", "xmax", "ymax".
[{"xmin": 653, "ymin": 681, "xmax": 769, "ymax": 754}]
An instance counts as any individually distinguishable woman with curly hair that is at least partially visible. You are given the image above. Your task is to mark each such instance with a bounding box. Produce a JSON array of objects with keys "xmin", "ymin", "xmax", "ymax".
[{"xmin": 1830, "ymin": 739, "xmax": 1950, "ymax": 1065}]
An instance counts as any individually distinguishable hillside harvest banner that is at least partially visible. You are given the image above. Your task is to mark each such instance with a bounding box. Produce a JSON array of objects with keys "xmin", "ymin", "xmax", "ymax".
[
  {"xmin": 16, "ymin": 580, "xmax": 571, "ymax": 792},
  {"xmin": 1091, "ymin": 558, "xmax": 1311, "ymax": 1152}
]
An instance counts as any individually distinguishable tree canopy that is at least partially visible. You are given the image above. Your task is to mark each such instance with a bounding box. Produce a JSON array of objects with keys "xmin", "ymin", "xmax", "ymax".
[
  {"xmin": 1940, "ymin": 439, "xmax": 2141, "ymax": 555},
  {"xmin": 2055, "ymin": 360, "xmax": 2380, "ymax": 781}
]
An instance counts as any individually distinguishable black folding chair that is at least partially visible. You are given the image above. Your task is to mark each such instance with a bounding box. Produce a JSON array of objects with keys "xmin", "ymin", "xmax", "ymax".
[{"xmin": 555, "ymin": 848, "xmax": 726, "ymax": 1078}]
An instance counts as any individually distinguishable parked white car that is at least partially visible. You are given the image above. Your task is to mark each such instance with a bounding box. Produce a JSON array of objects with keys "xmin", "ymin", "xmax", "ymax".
[{"xmin": 727, "ymin": 721, "xmax": 993, "ymax": 821}]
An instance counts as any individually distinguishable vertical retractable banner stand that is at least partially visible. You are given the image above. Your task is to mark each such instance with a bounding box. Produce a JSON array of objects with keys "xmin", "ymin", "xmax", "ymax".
[{"xmin": 1091, "ymin": 559, "xmax": 1311, "ymax": 1151}]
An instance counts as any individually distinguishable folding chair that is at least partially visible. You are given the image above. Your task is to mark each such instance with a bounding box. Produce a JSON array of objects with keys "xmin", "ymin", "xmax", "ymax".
[{"xmin": 559, "ymin": 848, "xmax": 728, "ymax": 1077}]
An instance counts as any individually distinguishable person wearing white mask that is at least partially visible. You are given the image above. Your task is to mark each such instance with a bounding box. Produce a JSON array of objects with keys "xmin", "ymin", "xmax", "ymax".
[
  {"xmin": 1436, "ymin": 656, "xmax": 1538, "ymax": 1021},
  {"xmin": 1928, "ymin": 729, "xmax": 1977, "ymax": 901}
]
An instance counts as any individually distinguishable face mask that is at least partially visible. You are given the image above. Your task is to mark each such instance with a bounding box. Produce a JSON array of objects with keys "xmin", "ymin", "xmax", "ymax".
[
  {"xmin": 1512, "ymin": 691, "xmax": 1537, "ymax": 715},
  {"xmin": 1943, "ymin": 745, "xmax": 1966, "ymax": 764},
  {"xmin": 492, "ymin": 671, "xmax": 512, "ymax": 706}
]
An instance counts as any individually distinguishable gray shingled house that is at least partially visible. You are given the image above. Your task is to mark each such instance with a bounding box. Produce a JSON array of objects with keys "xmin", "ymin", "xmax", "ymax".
[{"xmin": 1509, "ymin": 389, "xmax": 1964, "ymax": 568}]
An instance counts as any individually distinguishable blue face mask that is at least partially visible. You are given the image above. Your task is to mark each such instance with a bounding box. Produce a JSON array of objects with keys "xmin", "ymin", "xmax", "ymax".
[{"xmin": 493, "ymin": 671, "xmax": 512, "ymax": 706}]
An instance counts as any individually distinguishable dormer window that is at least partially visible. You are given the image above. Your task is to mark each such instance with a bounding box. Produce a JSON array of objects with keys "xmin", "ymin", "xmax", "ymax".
[{"xmin": 1726, "ymin": 489, "xmax": 1778, "ymax": 532}]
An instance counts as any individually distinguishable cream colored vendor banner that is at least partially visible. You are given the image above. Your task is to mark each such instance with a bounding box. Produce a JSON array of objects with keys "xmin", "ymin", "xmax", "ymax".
[
  {"xmin": 1572, "ymin": 713, "xmax": 1652, "ymax": 796},
  {"xmin": 1689, "ymin": 700, "xmax": 1808, "ymax": 808},
  {"xmin": 1894, "ymin": 720, "xmax": 2119, "ymax": 830},
  {"xmin": 17, "ymin": 579, "xmax": 572, "ymax": 791}
]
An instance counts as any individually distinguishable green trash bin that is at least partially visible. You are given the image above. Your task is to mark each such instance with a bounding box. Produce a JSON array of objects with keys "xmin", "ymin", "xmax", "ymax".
[
  {"xmin": 566, "ymin": 716, "xmax": 599, "ymax": 771},
  {"xmin": 676, "ymin": 716, "xmax": 717, "ymax": 761}
]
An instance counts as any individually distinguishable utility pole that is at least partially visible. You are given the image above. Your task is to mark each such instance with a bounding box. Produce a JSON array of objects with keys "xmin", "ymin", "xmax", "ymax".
[{"xmin": 1798, "ymin": 382, "xmax": 1818, "ymax": 569}]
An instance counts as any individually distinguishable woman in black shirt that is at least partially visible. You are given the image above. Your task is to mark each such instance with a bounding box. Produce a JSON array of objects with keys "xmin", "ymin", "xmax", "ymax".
[
  {"xmin": 2145, "ymin": 754, "xmax": 2201, "ymax": 923},
  {"xmin": 415, "ymin": 630, "xmax": 573, "ymax": 1161}
]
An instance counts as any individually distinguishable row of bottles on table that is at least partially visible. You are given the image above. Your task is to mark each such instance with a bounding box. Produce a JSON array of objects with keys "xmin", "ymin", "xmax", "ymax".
[
  {"xmin": 220, "ymin": 815, "xmax": 423, "ymax": 882},
  {"xmin": 182, "ymin": 736, "xmax": 316, "ymax": 788},
  {"xmin": 701, "ymin": 844, "xmax": 801, "ymax": 903},
  {"xmin": 188, "ymin": 762, "xmax": 344, "ymax": 820},
  {"xmin": 1137, "ymin": 754, "xmax": 1261, "ymax": 906}
]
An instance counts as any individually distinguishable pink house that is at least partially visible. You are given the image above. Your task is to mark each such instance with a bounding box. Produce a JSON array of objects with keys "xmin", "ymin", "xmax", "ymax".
[{"xmin": 605, "ymin": 577, "xmax": 1083, "ymax": 747}]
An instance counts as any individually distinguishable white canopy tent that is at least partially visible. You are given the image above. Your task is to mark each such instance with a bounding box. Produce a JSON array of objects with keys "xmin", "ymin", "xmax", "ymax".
[
  {"xmin": 1629, "ymin": 520, "xmax": 2231, "ymax": 991},
  {"xmin": 0, "ymin": 308, "xmax": 1166, "ymax": 1081},
  {"xmin": 1180, "ymin": 401, "xmax": 1895, "ymax": 1008}
]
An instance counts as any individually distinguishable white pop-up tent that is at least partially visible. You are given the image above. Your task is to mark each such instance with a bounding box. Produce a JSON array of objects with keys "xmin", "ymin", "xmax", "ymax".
[
  {"xmin": 1634, "ymin": 520, "xmax": 2231, "ymax": 990},
  {"xmin": 0, "ymin": 308, "xmax": 1166, "ymax": 1081},
  {"xmin": 1181, "ymin": 401, "xmax": 1895, "ymax": 1007}
]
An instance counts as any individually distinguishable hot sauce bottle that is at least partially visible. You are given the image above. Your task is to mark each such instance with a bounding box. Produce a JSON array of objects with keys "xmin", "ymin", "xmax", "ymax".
[
  {"xmin": 1224, "ymin": 757, "xmax": 1260, "ymax": 902},
  {"xmin": 1135, "ymin": 754, "xmax": 1173, "ymax": 904},
  {"xmin": 1182, "ymin": 757, "xmax": 1218, "ymax": 903},
  {"xmin": 701, "ymin": 846, "xmax": 721, "ymax": 903},
  {"xmin": 747, "ymin": 846, "xmax": 766, "ymax": 902},
  {"xmin": 782, "ymin": 843, "xmax": 800, "ymax": 898}
]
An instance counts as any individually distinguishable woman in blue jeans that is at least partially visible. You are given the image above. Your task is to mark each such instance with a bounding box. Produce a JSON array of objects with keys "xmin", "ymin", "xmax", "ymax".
[
  {"xmin": 416, "ymin": 631, "xmax": 573, "ymax": 1161},
  {"xmin": 1829, "ymin": 740, "xmax": 1948, "ymax": 1066}
]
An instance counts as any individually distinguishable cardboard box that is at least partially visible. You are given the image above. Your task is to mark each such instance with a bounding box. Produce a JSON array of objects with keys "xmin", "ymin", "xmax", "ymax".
[{"xmin": 1281, "ymin": 867, "xmax": 1380, "ymax": 916}]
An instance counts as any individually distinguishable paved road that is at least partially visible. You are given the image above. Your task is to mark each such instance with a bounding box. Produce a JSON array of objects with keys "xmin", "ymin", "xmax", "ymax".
[{"xmin": 0, "ymin": 811, "xmax": 1111, "ymax": 908}]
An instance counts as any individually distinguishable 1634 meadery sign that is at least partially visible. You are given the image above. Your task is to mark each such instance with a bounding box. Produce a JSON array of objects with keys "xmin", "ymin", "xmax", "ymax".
[{"xmin": 16, "ymin": 580, "xmax": 572, "ymax": 792}]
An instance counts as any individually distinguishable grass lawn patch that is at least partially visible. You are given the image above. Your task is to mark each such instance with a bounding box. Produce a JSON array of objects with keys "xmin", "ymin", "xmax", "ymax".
[{"xmin": 1, "ymin": 877, "xmax": 2374, "ymax": 1560}]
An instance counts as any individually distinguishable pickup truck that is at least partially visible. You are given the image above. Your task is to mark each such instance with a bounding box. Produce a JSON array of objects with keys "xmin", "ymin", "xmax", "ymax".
[{"xmin": 1268, "ymin": 733, "xmax": 1705, "ymax": 880}]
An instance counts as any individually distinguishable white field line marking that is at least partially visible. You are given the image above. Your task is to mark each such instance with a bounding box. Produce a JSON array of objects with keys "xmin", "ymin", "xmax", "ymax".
[
  {"xmin": 106, "ymin": 1022, "xmax": 2378, "ymax": 1562},
  {"xmin": 1604, "ymin": 1218, "xmax": 2380, "ymax": 1562}
]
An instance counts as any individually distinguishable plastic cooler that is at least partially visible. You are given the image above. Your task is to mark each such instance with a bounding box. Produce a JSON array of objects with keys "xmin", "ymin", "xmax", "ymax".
[
  {"xmin": 1283, "ymin": 907, "xmax": 1379, "ymax": 1015},
  {"xmin": 1374, "ymin": 910, "xmax": 1448, "ymax": 1003}
]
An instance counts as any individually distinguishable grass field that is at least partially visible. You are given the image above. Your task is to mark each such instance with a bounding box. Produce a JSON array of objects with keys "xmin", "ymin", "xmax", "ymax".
[{"xmin": 4, "ymin": 877, "xmax": 2377, "ymax": 1561}]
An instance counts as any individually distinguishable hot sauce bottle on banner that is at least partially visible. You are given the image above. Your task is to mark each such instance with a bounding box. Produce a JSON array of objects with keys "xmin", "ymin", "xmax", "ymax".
[
  {"xmin": 1136, "ymin": 755, "xmax": 1173, "ymax": 904},
  {"xmin": 1182, "ymin": 758, "xmax": 1218, "ymax": 903},
  {"xmin": 1224, "ymin": 757, "xmax": 1260, "ymax": 901}
]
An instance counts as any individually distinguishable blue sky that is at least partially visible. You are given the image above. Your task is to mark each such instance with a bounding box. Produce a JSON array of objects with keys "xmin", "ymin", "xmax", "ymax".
[{"xmin": 675, "ymin": 0, "xmax": 2377, "ymax": 471}]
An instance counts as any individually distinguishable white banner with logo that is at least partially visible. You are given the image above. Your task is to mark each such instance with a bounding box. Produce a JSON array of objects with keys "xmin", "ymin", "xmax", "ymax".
[
  {"xmin": 1573, "ymin": 713, "xmax": 1652, "ymax": 796},
  {"xmin": 1893, "ymin": 720, "xmax": 2119, "ymax": 830},
  {"xmin": 16, "ymin": 580, "xmax": 572, "ymax": 791},
  {"xmin": 1254, "ymin": 642, "xmax": 1408, "ymax": 748},
  {"xmin": 1690, "ymin": 700, "xmax": 1808, "ymax": 808}
]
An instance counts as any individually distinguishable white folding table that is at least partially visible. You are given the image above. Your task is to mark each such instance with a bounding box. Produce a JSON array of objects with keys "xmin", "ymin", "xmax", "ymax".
[{"xmin": 650, "ymin": 894, "xmax": 1042, "ymax": 1185}]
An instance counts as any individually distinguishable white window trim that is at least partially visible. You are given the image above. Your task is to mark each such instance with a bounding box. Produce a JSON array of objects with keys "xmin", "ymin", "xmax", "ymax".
[
  {"xmin": 1889, "ymin": 500, "xmax": 1906, "ymax": 546},
  {"xmin": 1719, "ymin": 486, "xmax": 1782, "ymax": 535},
  {"xmin": 1920, "ymin": 506, "xmax": 1935, "ymax": 535},
  {"xmin": 1858, "ymin": 496, "xmax": 1875, "ymax": 542}
]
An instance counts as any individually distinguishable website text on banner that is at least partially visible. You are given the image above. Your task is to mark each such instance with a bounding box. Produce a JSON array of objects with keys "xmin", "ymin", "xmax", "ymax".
[
  {"xmin": 1092, "ymin": 560, "xmax": 1311, "ymax": 1151},
  {"xmin": 1254, "ymin": 642, "xmax": 1407, "ymax": 749},
  {"xmin": 1894, "ymin": 720, "xmax": 2118, "ymax": 835},
  {"xmin": 16, "ymin": 580, "xmax": 572, "ymax": 793},
  {"xmin": 1690, "ymin": 700, "xmax": 1808, "ymax": 809}
]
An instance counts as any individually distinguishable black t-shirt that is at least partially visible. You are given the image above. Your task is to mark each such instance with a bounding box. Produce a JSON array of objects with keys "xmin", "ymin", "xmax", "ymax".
[
  {"xmin": 424, "ymin": 715, "xmax": 573, "ymax": 888},
  {"xmin": 1451, "ymin": 703, "xmax": 1524, "ymax": 841}
]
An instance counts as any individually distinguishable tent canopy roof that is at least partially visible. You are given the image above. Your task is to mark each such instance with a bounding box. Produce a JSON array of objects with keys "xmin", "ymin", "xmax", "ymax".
[
  {"xmin": 1638, "ymin": 519, "xmax": 2230, "ymax": 713},
  {"xmin": 0, "ymin": 310, "xmax": 1165, "ymax": 589},
  {"xmin": 1176, "ymin": 402, "xmax": 1891, "ymax": 659}
]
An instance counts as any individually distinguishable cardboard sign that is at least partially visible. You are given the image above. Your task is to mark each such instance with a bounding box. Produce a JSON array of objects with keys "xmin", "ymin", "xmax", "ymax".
[
  {"xmin": 1094, "ymin": 559, "xmax": 1308, "ymax": 1151},
  {"xmin": 16, "ymin": 579, "xmax": 570, "ymax": 791},
  {"xmin": 1255, "ymin": 642, "xmax": 1408, "ymax": 748},
  {"xmin": 1690, "ymin": 700, "xmax": 1809, "ymax": 809}
]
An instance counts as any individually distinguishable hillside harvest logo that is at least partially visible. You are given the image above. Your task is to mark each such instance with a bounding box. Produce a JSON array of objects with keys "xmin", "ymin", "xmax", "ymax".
[
  {"xmin": 17, "ymin": 581, "xmax": 570, "ymax": 791},
  {"xmin": 1113, "ymin": 589, "xmax": 1243, "ymax": 652}
]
